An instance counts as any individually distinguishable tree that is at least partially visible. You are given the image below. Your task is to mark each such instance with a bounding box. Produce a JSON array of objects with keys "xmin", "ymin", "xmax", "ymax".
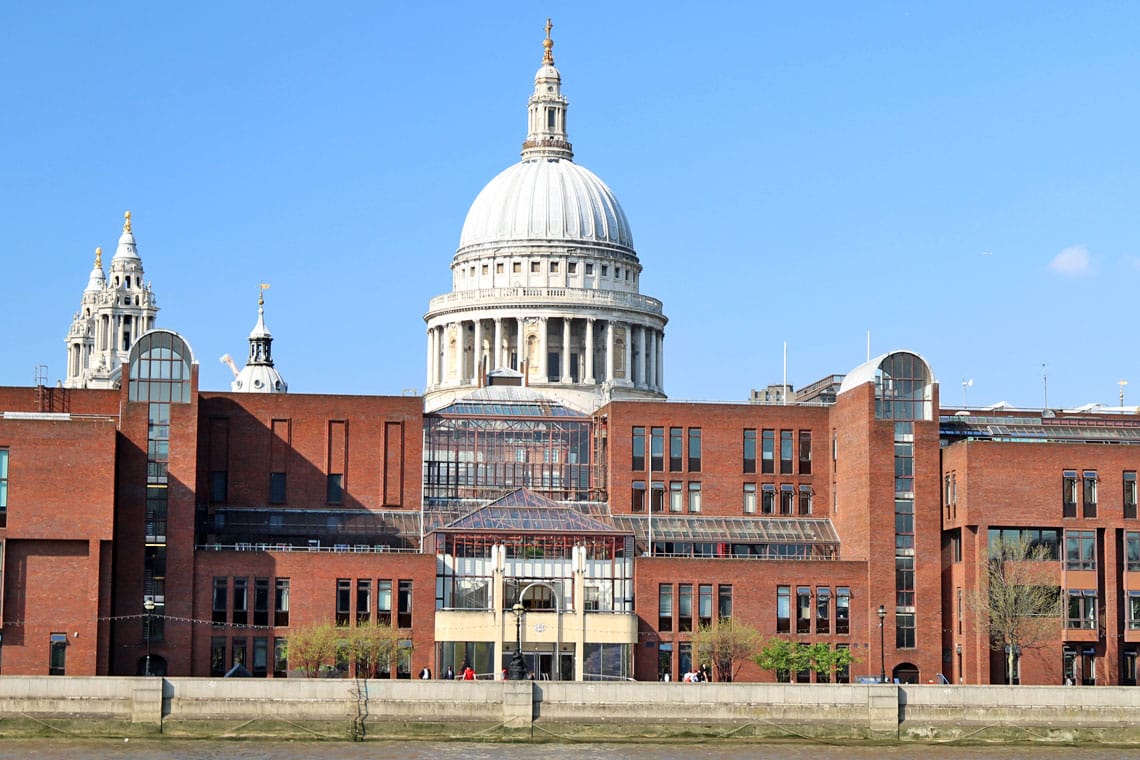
[
  {"xmin": 284, "ymin": 621, "xmax": 341, "ymax": 677},
  {"xmin": 691, "ymin": 617, "xmax": 761, "ymax": 681},
  {"xmin": 967, "ymin": 535, "xmax": 1062, "ymax": 684},
  {"xmin": 341, "ymin": 623, "xmax": 403, "ymax": 678},
  {"xmin": 753, "ymin": 637, "xmax": 857, "ymax": 682}
]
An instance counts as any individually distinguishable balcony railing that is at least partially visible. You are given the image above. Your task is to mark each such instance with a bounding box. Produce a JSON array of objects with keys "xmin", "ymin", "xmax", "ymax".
[{"xmin": 428, "ymin": 286, "xmax": 664, "ymax": 316}]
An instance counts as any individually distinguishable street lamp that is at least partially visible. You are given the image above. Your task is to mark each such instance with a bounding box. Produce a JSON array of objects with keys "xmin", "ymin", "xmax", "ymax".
[
  {"xmin": 877, "ymin": 604, "xmax": 887, "ymax": 684},
  {"xmin": 143, "ymin": 599, "xmax": 155, "ymax": 676},
  {"xmin": 508, "ymin": 602, "xmax": 526, "ymax": 680}
]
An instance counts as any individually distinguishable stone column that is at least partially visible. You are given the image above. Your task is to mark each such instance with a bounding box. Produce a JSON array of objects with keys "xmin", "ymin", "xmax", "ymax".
[
  {"xmin": 636, "ymin": 324, "xmax": 647, "ymax": 389},
  {"xmin": 539, "ymin": 317, "xmax": 549, "ymax": 382},
  {"xmin": 561, "ymin": 318, "xmax": 572, "ymax": 383},
  {"xmin": 657, "ymin": 330, "xmax": 665, "ymax": 391},
  {"xmin": 585, "ymin": 318, "xmax": 596, "ymax": 384},
  {"xmin": 473, "ymin": 319, "xmax": 484, "ymax": 387},
  {"xmin": 426, "ymin": 327, "xmax": 434, "ymax": 389},
  {"xmin": 440, "ymin": 323, "xmax": 451, "ymax": 386},
  {"xmin": 623, "ymin": 323, "xmax": 632, "ymax": 386},
  {"xmin": 517, "ymin": 317, "xmax": 525, "ymax": 372},
  {"xmin": 605, "ymin": 321, "xmax": 615, "ymax": 383},
  {"xmin": 648, "ymin": 327, "xmax": 658, "ymax": 392},
  {"xmin": 494, "ymin": 318, "xmax": 503, "ymax": 370}
]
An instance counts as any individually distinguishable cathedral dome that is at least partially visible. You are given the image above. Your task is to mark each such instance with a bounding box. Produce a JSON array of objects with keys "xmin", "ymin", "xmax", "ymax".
[{"xmin": 457, "ymin": 158, "xmax": 634, "ymax": 253}]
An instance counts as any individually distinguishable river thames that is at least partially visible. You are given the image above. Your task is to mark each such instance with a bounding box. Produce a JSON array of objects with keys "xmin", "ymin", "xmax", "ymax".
[{"xmin": 1, "ymin": 741, "xmax": 1138, "ymax": 759}]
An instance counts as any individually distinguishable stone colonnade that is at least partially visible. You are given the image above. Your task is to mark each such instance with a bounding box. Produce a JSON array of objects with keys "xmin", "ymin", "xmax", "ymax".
[{"xmin": 426, "ymin": 314, "xmax": 663, "ymax": 393}]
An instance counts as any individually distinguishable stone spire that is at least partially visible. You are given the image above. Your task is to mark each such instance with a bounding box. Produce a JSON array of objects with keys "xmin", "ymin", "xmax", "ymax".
[{"xmin": 521, "ymin": 18, "xmax": 573, "ymax": 161}]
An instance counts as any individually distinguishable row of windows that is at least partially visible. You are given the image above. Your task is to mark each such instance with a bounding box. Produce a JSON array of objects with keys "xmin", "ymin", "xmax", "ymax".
[
  {"xmin": 743, "ymin": 483, "xmax": 813, "ymax": 515},
  {"xmin": 212, "ymin": 577, "xmax": 290, "ymax": 627},
  {"xmin": 462, "ymin": 259, "xmax": 633, "ymax": 282},
  {"xmin": 1062, "ymin": 470, "xmax": 1138, "ymax": 519},
  {"xmin": 209, "ymin": 470, "xmax": 339, "ymax": 506},
  {"xmin": 210, "ymin": 635, "xmax": 287, "ymax": 678},
  {"xmin": 0, "ymin": 448, "xmax": 8, "ymax": 528},
  {"xmin": 336, "ymin": 578, "xmax": 413, "ymax": 628},
  {"xmin": 657, "ymin": 583, "xmax": 732, "ymax": 632},
  {"xmin": 632, "ymin": 427, "xmax": 701, "ymax": 473},
  {"xmin": 632, "ymin": 481, "xmax": 701, "ymax": 513},
  {"xmin": 743, "ymin": 430, "xmax": 812, "ymax": 475},
  {"xmin": 776, "ymin": 586, "xmax": 851, "ymax": 636}
]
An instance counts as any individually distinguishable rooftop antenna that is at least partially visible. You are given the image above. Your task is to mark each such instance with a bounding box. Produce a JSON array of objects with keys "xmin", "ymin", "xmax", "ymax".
[
  {"xmin": 1119, "ymin": 379, "xmax": 1129, "ymax": 407},
  {"xmin": 1042, "ymin": 363, "xmax": 1048, "ymax": 411},
  {"xmin": 962, "ymin": 378, "xmax": 973, "ymax": 408}
]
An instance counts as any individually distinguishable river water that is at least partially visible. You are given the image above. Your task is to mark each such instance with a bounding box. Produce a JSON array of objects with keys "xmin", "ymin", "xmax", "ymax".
[{"xmin": 0, "ymin": 741, "xmax": 1135, "ymax": 759}]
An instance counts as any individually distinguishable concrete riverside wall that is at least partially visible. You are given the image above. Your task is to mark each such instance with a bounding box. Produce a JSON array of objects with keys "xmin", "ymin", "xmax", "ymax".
[{"xmin": 0, "ymin": 678, "xmax": 1139, "ymax": 744}]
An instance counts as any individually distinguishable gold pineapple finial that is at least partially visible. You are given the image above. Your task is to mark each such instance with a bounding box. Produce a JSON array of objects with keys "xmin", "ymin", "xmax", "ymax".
[
  {"xmin": 123, "ymin": 210, "xmax": 132, "ymax": 233},
  {"xmin": 543, "ymin": 18, "xmax": 554, "ymax": 65},
  {"xmin": 94, "ymin": 247, "xmax": 103, "ymax": 269},
  {"xmin": 258, "ymin": 282, "xmax": 270, "ymax": 306}
]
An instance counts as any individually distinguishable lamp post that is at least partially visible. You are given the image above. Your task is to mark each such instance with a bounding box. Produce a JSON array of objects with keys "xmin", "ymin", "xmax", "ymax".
[
  {"xmin": 508, "ymin": 602, "xmax": 526, "ymax": 680},
  {"xmin": 877, "ymin": 604, "xmax": 887, "ymax": 684},
  {"xmin": 143, "ymin": 599, "xmax": 155, "ymax": 676}
]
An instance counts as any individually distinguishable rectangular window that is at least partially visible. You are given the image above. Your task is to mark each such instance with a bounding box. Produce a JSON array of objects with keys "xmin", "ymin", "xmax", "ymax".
[
  {"xmin": 232, "ymin": 577, "xmax": 248, "ymax": 626},
  {"xmin": 650, "ymin": 427, "xmax": 664, "ymax": 472},
  {"xmin": 377, "ymin": 580, "xmax": 392, "ymax": 626},
  {"xmin": 356, "ymin": 579, "xmax": 372, "ymax": 625},
  {"xmin": 336, "ymin": 578, "xmax": 351, "ymax": 626},
  {"xmin": 836, "ymin": 587, "xmax": 850, "ymax": 635},
  {"xmin": 1083, "ymin": 470, "xmax": 1098, "ymax": 518},
  {"xmin": 209, "ymin": 471, "xmax": 227, "ymax": 504},
  {"xmin": 513, "ymin": 261, "xmax": 522, "ymax": 273},
  {"xmin": 1063, "ymin": 470, "xmax": 1078, "ymax": 518},
  {"xmin": 0, "ymin": 448, "xmax": 9, "ymax": 525},
  {"xmin": 895, "ymin": 498, "xmax": 915, "ymax": 550},
  {"xmin": 743, "ymin": 429, "xmax": 756, "ymax": 473},
  {"xmin": 698, "ymin": 584, "xmax": 713, "ymax": 628},
  {"xmin": 761, "ymin": 430, "xmax": 775, "ymax": 474},
  {"xmin": 816, "ymin": 587, "xmax": 831, "ymax": 634},
  {"xmin": 325, "ymin": 473, "xmax": 344, "ymax": 504},
  {"xmin": 951, "ymin": 529, "xmax": 962, "ymax": 563},
  {"xmin": 1129, "ymin": 593, "xmax": 1140, "ymax": 631},
  {"xmin": 779, "ymin": 430, "xmax": 794, "ymax": 474},
  {"xmin": 210, "ymin": 636, "xmax": 226, "ymax": 676},
  {"xmin": 894, "ymin": 442, "xmax": 914, "ymax": 494},
  {"xmin": 776, "ymin": 585, "xmax": 791, "ymax": 633},
  {"xmin": 1126, "ymin": 471, "xmax": 1135, "ymax": 519},
  {"xmin": 798, "ymin": 486, "xmax": 813, "ymax": 515},
  {"xmin": 687, "ymin": 482, "xmax": 702, "ymax": 513},
  {"xmin": 687, "ymin": 429, "xmax": 702, "ymax": 472},
  {"xmin": 678, "ymin": 584, "xmax": 693, "ymax": 632},
  {"xmin": 896, "ymin": 555, "xmax": 915, "ymax": 607},
  {"xmin": 957, "ymin": 587, "xmax": 963, "ymax": 634},
  {"xmin": 658, "ymin": 584, "xmax": 673, "ymax": 631},
  {"xmin": 761, "ymin": 484, "xmax": 776, "ymax": 515},
  {"xmin": 798, "ymin": 431, "xmax": 812, "ymax": 475},
  {"xmin": 743, "ymin": 483, "xmax": 757, "ymax": 514},
  {"xmin": 1067, "ymin": 590, "xmax": 1097, "ymax": 629},
  {"xmin": 549, "ymin": 262, "xmax": 558, "ymax": 274},
  {"xmin": 231, "ymin": 638, "xmax": 248, "ymax": 670},
  {"xmin": 1065, "ymin": 530, "xmax": 1096, "ymax": 571},
  {"xmin": 718, "ymin": 585, "xmax": 732, "ymax": 619},
  {"xmin": 567, "ymin": 262, "xmax": 576, "ymax": 274},
  {"xmin": 669, "ymin": 481, "xmax": 683, "ymax": 513},
  {"xmin": 212, "ymin": 577, "xmax": 228, "ymax": 625},
  {"xmin": 274, "ymin": 637, "xmax": 288, "ymax": 678},
  {"xmin": 631, "ymin": 481, "xmax": 645, "ymax": 513},
  {"xmin": 252, "ymin": 637, "xmax": 269, "ymax": 677},
  {"xmin": 632, "ymin": 426, "xmax": 645, "ymax": 470},
  {"xmin": 253, "ymin": 578, "xmax": 269, "ymax": 627},
  {"xmin": 531, "ymin": 260, "xmax": 540, "ymax": 273},
  {"xmin": 49, "ymin": 633, "xmax": 68, "ymax": 676},
  {"xmin": 796, "ymin": 586, "xmax": 811, "ymax": 634},
  {"xmin": 274, "ymin": 578, "xmax": 290, "ymax": 627},
  {"xmin": 398, "ymin": 580, "xmax": 413, "ymax": 628},
  {"xmin": 669, "ymin": 427, "xmax": 682, "ymax": 471},
  {"xmin": 780, "ymin": 484, "xmax": 794, "ymax": 515},
  {"xmin": 896, "ymin": 611, "xmax": 916, "ymax": 649},
  {"xmin": 1127, "ymin": 532, "xmax": 1140, "ymax": 572},
  {"xmin": 269, "ymin": 472, "xmax": 286, "ymax": 503}
]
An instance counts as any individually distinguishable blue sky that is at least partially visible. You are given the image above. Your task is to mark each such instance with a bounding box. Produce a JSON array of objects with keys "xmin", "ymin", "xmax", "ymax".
[{"xmin": 3, "ymin": 2, "xmax": 1138, "ymax": 409}]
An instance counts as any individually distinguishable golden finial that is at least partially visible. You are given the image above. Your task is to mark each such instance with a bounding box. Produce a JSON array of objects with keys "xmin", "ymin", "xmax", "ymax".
[
  {"xmin": 94, "ymin": 247, "xmax": 103, "ymax": 269},
  {"xmin": 543, "ymin": 18, "xmax": 554, "ymax": 65},
  {"xmin": 123, "ymin": 210, "xmax": 132, "ymax": 233},
  {"xmin": 258, "ymin": 282, "xmax": 270, "ymax": 306}
]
